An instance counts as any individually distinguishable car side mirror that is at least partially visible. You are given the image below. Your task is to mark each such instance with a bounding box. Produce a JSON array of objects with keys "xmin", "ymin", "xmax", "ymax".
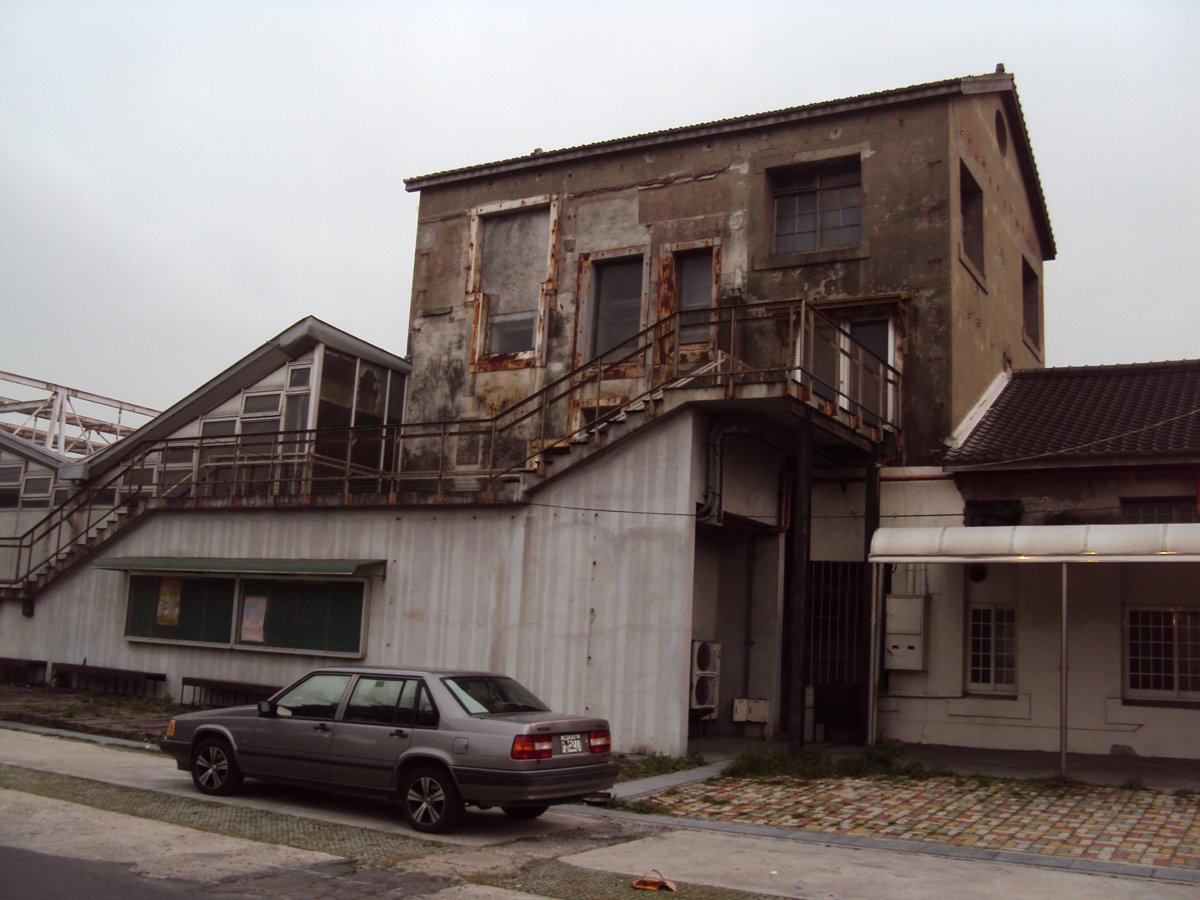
[{"xmin": 257, "ymin": 700, "xmax": 275, "ymax": 717}]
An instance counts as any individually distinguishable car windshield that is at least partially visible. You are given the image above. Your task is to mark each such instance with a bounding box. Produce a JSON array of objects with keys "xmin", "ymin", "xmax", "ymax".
[{"xmin": 442, "ymin": 675, "xmax": 550, "ymax": 715}]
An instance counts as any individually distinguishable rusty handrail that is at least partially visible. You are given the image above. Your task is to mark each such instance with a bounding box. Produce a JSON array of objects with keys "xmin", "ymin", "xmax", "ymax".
[{"xmin": 3, "ymin": 298, "xmax": 898, "ymax": 597}]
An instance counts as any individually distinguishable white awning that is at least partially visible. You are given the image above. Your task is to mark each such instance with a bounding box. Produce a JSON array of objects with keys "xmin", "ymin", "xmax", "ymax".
[{"xmin": 869, "ymin": 523, "xmax": 1200, "ymax": 563}]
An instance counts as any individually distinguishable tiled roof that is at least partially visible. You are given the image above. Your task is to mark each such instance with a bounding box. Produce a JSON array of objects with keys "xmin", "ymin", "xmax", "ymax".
[{"xmin": 945, "ymin": 360, "xmax": 1200, "ymax": 468}]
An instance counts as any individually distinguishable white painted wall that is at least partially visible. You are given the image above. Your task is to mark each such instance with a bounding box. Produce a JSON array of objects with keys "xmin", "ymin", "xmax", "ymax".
[
  {"xmin": 0, "ymin": 410, "xmax": 702, "ymax": 756},
  {"xmin": 875, "ymin": 467, "xmax": 1200, "ymax": 760}
]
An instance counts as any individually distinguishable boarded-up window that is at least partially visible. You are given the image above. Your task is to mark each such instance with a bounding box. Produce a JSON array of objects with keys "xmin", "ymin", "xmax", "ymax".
[
  {"xmin": 481, "ymin": 207, "xmax": 550, "ymax": 354},
  {"xmin": 126, "ymin": 575, "xmax": 235, "ymax": 644}
]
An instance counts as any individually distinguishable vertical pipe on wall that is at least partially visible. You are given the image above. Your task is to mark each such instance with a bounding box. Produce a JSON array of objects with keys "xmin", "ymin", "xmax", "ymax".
[
  {"xmin": 787, "ymin": 414, "xmax": 812, "ymax": 751},
  {"xmin": 743, "ymin": 536, "xmax": 756, "ymax": 699},
  {"xmin": 862, "ymin": 453, "xmax": 880, "ymax": 741},
  {"xmin": 867, "ymin": 563, "xmax": 881, "ymax": 744},
  {"xmin": 1060, "ymin": 562, "xmax": 1069, "ymax": 778}
]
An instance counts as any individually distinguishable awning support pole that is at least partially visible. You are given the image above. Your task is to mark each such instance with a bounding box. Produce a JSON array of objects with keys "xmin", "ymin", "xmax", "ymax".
[
  {"xmin": 867, "ymin": 563, "xmax": 881, "ymax": 743},
  {"xmin": 1060, "ymin": 562, "xmax": 1068, "ymax": 778}
]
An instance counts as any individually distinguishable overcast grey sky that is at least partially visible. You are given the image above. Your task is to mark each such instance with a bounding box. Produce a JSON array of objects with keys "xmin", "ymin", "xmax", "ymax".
[{"xmin": 1, "ymin": 0, "xmax": 1197, "ymax": 410}]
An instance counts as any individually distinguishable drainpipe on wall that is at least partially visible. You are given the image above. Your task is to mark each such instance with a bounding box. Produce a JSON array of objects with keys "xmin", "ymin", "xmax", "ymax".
[
  {"xmin": 787, "ymin": 415, "xmax": 813, "ymax": 752},
  {"xmin": 1060, "ymin": 563, "xmax": 1069, "ymax": 778}
]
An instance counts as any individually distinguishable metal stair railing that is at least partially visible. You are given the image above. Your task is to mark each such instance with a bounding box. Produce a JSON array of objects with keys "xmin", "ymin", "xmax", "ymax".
[
  {"xmin": 481, "ymin": 297, "xmax": 900, "ymax": 488},
  {"xmin": 2, "ymin": 298, "xmax": 899, "ymax": 600}
]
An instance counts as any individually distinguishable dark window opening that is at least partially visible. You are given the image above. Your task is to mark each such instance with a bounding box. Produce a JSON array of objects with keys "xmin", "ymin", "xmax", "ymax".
[
  {"xmin": 676, "ymin": 250, "xmax": 715, "ymax": 343},
  {"xmin": 1122, "ymin": 497, "xmax": 1199, "ymax": 524},
  {"xmin": 239, "ymin": 578, "xmax": 364, "ymax": 653},
  {"xmin": 965, "ymin": 500, "xmax": 1022, "ymax": 527},
  {"xmin": 591, "ymin": 256, "xmax": 643, "ymax": 359},
  {"xmin": 772, "ymin": 160, "xmax": 862, "ymax": 254},
  {"xmin": 125, "ymin": 575, "xmax": 235, "ymax": 644},
  {"xmin": 1022, "ymin": 259, "xmax": 1040, "ymax": 348},
  {"xmin": 960, "ymin": 162, "xmax": 985, "ymax": 273}
]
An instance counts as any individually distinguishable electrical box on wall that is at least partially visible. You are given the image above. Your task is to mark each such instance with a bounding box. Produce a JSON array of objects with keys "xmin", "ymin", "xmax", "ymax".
[
  {"xmin": 885, "ymin": 594, "xmax": 929, "ymax": 671},
  {"xmin": 732, "ymin": 698, "xmax": 770, "ymax": 723}
]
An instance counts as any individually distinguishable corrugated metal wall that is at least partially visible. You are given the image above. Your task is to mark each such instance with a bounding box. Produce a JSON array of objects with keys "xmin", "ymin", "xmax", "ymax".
[{"xmin": 0, "ymin": 412, "xmax": 702, "ymax": 755}]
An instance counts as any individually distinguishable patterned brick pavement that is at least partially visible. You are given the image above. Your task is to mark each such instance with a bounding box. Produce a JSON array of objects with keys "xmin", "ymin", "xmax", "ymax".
[{"xmin": 645, "ymin": 775, "xmax": 1200, "ymax": 870}]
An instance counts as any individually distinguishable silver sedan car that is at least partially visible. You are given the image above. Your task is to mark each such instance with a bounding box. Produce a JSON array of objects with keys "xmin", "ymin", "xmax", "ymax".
[{"xmin": 159, "ymin": 666, "xmax": 618, "ymax": 833}]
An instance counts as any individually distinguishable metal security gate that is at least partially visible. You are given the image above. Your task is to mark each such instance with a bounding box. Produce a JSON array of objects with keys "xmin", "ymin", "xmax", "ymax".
[{"xmin": 807, "ymin": 561, "xmax": 870, "ymax": 741}]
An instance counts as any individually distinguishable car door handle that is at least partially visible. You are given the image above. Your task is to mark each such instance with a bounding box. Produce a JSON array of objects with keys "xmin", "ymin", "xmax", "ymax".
[
  {"xmin": 313, "ymin": 722, "xmax": 330, "ymax": 732},
  {"xmin": 389, "ymin": 729, "xmax": 409, "ymax": 739}
]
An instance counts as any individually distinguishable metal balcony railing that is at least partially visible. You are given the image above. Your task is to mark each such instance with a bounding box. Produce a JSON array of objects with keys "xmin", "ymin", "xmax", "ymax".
[{"xmin": 1, "ymin": 298, "xmax": 899, "ymax": 598}]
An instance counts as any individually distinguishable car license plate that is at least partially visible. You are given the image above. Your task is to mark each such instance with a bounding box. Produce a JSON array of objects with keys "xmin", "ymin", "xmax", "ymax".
[{"xmin": 559, "ymin": 733, "xmax": 584, "ymax": 754}]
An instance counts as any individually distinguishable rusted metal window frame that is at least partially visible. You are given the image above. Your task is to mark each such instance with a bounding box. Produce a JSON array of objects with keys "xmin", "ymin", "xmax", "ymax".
[
  {"xmin": 573, "ymin": 244, "xmax": 651, "ymax": 370},
  {"xmin": 467, "ymin": 194, "xmax": 559, "ymax": 373},
  {"xmin": 659, "ymin": 238, "xmax": 721, "ymax": 362}
]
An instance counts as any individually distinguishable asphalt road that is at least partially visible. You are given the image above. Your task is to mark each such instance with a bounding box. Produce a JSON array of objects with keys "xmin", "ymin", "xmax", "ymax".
[{"xmin": 1, "ymin": 726, "xmax": 1195, "ymax": 899}]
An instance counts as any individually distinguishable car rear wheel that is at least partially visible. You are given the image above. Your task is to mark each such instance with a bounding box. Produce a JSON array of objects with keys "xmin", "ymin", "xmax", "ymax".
[
  {"xmin": 501, "ymin": 804, "xmax": 549, "ymax": 820},
  {"xmin": 401, "ymin": 765, "xmax": 463, "ymax": 834},
  {"xmin": 192, "ymin": 737, "xmax": 242, "ymax": 796}
]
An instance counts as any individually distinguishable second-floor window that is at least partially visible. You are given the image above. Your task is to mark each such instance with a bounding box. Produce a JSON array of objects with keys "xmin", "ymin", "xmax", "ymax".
[
  {"xmin": 468, "ymin": 195, "xmax": 558, "ymax": 368},
  {"xmin": 960, "ymin": 161, "xmax": 985, "ymax": 275},
  {"xmin": 591, "ymin": 255, "xmax": 645, "ymax": 360},
  {"xmin": 772, "ymin": 160, "xmax": 862, "ymax": 254}
]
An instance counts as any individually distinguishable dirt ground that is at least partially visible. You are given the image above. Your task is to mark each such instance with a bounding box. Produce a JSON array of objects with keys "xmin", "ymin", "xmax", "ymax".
[{"xmin": 0, "ymin": 683, "xmax": 190, "ymax": 743}]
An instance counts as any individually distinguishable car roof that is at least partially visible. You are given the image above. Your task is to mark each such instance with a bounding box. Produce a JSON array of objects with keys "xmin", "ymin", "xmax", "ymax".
[{"xmin": 304, "ymin": 665, "xmax": 507, "ymax": 679}]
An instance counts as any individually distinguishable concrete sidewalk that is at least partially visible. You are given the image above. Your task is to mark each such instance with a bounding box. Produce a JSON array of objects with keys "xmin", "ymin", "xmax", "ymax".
[{"xmin": 2, "ymin": 722, "xmax": 1199, "ymax": 897}]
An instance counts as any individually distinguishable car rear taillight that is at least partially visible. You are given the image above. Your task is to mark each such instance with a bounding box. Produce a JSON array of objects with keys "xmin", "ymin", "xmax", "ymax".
[
  {"xmin": 166, "ymin": 719, "xmax": 176, "ymax": 738},
  {"xmin": 511, "ymin": 734, "xmax": 554, "ymax": 760},
  {"xmin": 587, "ymin": 730, "xmax": 611, "ymax": 753}
]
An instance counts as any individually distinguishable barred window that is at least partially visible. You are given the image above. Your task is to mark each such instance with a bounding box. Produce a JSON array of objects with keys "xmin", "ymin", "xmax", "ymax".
[
  {"xmin": 1122, "ymin": 497, "xmax": 1199, "ymax": 524},
  {"xmin": 968, "ymin": 606, "xmax": 1016, "ymax": 692},
  {"xmin": 1127, "ymin": 609, "xmax": 1200, "ymax": 700}
]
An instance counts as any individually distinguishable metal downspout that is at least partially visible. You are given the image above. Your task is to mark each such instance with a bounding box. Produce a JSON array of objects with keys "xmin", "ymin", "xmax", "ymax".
[
  {"xmin": 1060, "ymin": 563, "xmax": 1069, "ymax": 778},
  {"xmin": 867, "ymin": 563, "xmax": 881, "ymax": 743}
]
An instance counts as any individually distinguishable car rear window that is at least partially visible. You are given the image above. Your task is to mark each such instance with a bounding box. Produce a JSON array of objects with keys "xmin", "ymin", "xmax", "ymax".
[{"xmin": 442, "ymin": 676, "xmax": 549, "ymax": 715}]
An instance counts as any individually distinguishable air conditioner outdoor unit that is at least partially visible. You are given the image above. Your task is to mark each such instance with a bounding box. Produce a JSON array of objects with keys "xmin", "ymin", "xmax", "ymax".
[
  {"xmin": 690, "ymin": 673, "xmax": 719, "ymax": 719},
  {"xmin": 692, "ymin": 640, "xmax": 720, "ymax": 675},
  {"xmin": 690, "ymin": 640, "xmax": 721, "ymax": 720}
]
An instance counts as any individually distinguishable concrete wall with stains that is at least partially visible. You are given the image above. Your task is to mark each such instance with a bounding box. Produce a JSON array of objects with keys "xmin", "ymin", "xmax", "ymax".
[
  {"xmin": 405, "ymin": 90, "xmax": 1049, "ymax": 466},
  {"xmin": 949, "ymin": 94, "xmax": 1048, "ymax": 430}
]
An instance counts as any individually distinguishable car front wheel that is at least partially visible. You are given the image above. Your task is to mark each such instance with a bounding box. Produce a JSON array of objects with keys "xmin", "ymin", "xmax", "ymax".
[
  {"xmin": 192, "ymin": 737, "xmax": 242, "ymax": 796},
  {"xmin": 401, "ymin": 764, "xmax": 463, "ymax": 834}
]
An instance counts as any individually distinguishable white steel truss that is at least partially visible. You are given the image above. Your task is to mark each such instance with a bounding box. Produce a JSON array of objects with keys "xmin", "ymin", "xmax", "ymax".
[{"xmin": 0, "ymin": 370, "xmax": 158, "ymax": 457}]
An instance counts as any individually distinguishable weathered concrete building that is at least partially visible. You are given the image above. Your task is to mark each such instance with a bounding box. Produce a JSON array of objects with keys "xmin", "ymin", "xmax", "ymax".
[
  {"xmin": 10, "ymin": 71, "xmax": 1192, "ymax": 763},
  {"xmin": 386, "ymin": 71, "xmax": 1054, "ymax": 750},
  {"xmin": 403, "ymin": 70, "xmax": 1051, "ymax": 468}
]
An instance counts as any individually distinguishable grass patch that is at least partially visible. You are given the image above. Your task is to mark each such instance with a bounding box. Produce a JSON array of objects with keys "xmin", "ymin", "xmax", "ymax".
[
  {"xmin": 615, "ymin": 746, "xmax": 706, "ymax": 781},
  {"xmin": 722, "ymin": 741, "xmax": 948, "ymax": 781},
  {"xmin": 1029, "ymin": 773, "xmax": 1089, "ymax": 793}
]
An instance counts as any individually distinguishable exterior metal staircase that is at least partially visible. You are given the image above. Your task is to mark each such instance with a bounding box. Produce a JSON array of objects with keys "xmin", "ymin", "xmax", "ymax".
[{"xmin": 1, "ymin": 297, "xmax": 900, "ymax": 608}]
